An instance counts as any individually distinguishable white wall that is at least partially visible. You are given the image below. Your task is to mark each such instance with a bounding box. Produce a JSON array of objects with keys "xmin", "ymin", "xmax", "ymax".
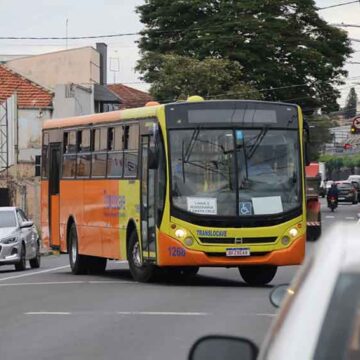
[
  {"xmin": 53, "ymin": 84, "xmax": 94, "ymax": 118},
  {"xmin": 18, "ymin": 108, "xmax": 52, "ymax": 162},
  {"xmin": 6, "ymin": 47, "xmax": 100, "ymax": 89}
]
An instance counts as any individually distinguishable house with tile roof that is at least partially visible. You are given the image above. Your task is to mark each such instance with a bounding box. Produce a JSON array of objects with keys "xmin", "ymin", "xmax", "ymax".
[
  {"xmin": 0, "ymin": 64, "xmax": 53, "ymax": 224},
  {"xmin": 107, "ymin": 83, "xmax": 153, "ymax": 109}
]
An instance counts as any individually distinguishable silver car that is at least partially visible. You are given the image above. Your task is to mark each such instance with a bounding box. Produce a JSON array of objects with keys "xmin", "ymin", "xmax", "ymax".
[{"xmin": 0, "ymin": 207, "xmax": 40, "ymax": 271}]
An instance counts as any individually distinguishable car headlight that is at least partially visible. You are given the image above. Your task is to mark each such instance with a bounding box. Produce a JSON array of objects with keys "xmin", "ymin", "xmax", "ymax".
[{"xmin": 1, "ymin": 237, "xmax": 17, "ymax": 245}]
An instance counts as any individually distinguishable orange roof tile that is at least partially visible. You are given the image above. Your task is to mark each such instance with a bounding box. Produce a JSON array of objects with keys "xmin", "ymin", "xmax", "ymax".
[
  {"xmin": 0, "ymin": 65, "xmax": 53, "ymax": 108},
  {"xmin": 108, "ymin": 83, "xmax": 152, "ymax": 109}
]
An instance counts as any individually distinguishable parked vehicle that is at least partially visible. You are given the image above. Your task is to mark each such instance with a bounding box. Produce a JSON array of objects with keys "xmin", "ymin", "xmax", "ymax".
[
  {"xmin": 348, "ymin": 175, "xmax": 360, "ymax": 202},
  {"xmin": 336, "ymin": 181, "xmax": 358, "ymax": 204},
  {"xmin": 188, "ymin": 223, "xmax": 360, "ymax": 360},
  {"xmin": 0, "ymin": 207, "xmax": 40, "ymax": 271}
]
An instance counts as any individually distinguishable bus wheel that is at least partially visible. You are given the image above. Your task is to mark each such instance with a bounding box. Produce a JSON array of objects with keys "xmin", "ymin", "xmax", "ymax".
[
  {"xmin": 128, "ymin": 231, "xmax": 154, "ymax": 282},
  {"xmin": 69, "ymin": 223, "xmax": 88, "ymax": 275},
  {"xmin": 239, "ymin": 265, "xmax": 277, "ymax": 286}
]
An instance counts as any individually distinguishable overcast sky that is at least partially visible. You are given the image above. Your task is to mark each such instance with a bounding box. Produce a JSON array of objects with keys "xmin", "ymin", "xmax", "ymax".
[{"xmin": 0, "ymin": 0, "xmax": 359, "ymax": 106}]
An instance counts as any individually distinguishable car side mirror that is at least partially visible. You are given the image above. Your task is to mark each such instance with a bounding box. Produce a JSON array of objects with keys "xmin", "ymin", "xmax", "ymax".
[
  {"xmin": 189, "ymin": 335, "xmax": 258, "ymax": 360},
  {"xmin": 21, "ymin": 220, "xmax": 34, "ymax": 228},
  {"xmin": 269, "ymin": 284, "xmax": 289, "ymax": 308}
]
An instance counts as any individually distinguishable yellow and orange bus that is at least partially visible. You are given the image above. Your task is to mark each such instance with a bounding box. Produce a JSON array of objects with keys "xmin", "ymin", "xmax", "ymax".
[{"xmin": 41, "ymin": 97, "xmax": 307, "ymax": 285}]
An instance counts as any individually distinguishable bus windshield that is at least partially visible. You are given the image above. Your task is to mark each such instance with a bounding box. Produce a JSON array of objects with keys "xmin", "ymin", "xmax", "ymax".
[{"xmin": 169, "ymin": 128, "xmax": 301, "ymax": 217}]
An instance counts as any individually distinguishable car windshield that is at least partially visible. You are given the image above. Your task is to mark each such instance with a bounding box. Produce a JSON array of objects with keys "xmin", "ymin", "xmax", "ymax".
[
  {"xmin": 0, "ymin": 211, "xmax": 17, "ymax": 228},
  {"xmin": 169, "ymin": 128, "xmax": 301, "ymax": 216},
  {"xmin": 314, "ymin": 273, "xmax": 360, "ymax": 360}
]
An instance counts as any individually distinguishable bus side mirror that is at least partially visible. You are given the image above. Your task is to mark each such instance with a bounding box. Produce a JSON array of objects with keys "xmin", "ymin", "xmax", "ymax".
[
  {"xmin": 149, "ymin": 148, "xmax": 158, "ymax": 169},
  {"xmin": 35, "ymin": 155, "xmax": 41, "ymax": 177},
  {"xmin": 303, "ymin": 121, "xmax": 310, "ymax": 166}
]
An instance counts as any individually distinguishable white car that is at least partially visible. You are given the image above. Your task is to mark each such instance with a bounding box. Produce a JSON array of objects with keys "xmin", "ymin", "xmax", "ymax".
[
  {"xmin": 189, "ymin": 223, "xmax": 360, "ymax": 360},
  {"xmin": 0, "ymin": 207, "xmax": 41, "ymax": 271}
]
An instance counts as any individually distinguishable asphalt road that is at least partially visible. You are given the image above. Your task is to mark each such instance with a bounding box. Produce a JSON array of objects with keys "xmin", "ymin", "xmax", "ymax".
[{"xmin": 0, "ymin": 200, "xmax": 359, "ymax": 360}]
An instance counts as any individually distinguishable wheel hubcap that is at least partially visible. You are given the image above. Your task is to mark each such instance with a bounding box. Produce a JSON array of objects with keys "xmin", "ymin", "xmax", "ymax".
[
  {"xmin": 132, "ymin": 242, "xmax": 142, "ymax": 267},
  {"xmin": 71, "ymin": 236, "xmax": 77, "ymax": 264}
]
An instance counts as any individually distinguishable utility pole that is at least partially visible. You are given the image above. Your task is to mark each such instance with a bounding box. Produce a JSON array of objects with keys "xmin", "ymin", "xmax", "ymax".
[{"xmin": 66, "ymin": 18, "xmax": 69, "ymax": 49}]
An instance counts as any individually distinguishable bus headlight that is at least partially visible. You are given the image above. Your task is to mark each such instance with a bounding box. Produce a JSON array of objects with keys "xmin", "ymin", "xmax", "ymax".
[
  {"xmin": 175, "ymin": 229, "xmax": 187, "ymax": 239},
  {"xmin": 184, "ymin": 237, "xmax": 194, "ymax": 246},
  {"xmin": 289, "ymin": 228, "xmax": 298, "ymax": 238},
  {"xmin": 281, "ymin": 236, "xmax": 290, "ymax": 245}
]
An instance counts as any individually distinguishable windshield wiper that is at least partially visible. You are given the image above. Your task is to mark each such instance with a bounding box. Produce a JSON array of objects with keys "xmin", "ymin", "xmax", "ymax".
[{"xmin": 247, "ymin": 127, "xmax": 268, "ymax": 160}]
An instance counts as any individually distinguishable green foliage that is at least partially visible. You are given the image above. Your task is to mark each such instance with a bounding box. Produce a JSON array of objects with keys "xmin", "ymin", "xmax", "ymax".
[
  {"xmin": 344, "ymin": 87, "xmax": 358, "ymax": 119},
  {"xmin": 319, "ymin": 154, "xmax": 360, "ymax": 176},
  {"xmin": 307, "ymin": 116, "xmax": 334, "ymax": 161},
  {"xmin": 143, "ymin": 54, "xmax": 261, "ymax": 102},
  {"xmin": 136, "ymin": 0, "xmax": 352, "ymax": 111}
]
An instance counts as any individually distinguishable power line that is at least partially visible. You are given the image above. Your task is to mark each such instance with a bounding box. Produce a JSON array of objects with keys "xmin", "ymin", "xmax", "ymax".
[{"xmin": 318, "ymin": 1, "xmax": 360, "ymax": 10}]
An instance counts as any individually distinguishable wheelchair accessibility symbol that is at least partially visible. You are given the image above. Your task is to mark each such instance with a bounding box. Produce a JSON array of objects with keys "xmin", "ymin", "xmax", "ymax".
[{"xmin": 239, "ymin": 202, "xmax": 252, "ymax": 215}]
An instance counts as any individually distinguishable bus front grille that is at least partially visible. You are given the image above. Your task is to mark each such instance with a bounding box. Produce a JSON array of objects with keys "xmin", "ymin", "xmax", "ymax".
[
  {"xmin": 199, "ymin": 237, "xmax": 277, "ymax": 245},
  {"xmin": 205, "ymin": 252, "xmax": 271, "ymax": 257}
]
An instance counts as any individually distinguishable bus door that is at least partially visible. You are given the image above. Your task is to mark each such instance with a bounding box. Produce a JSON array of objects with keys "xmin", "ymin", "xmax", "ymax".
[
  {"xmin": 48, "ymin": 143, "xmax": 61, "ymax": 248},
  {"xmin": 140, "ymin": 134, "xmax": 157, "ymax": 262}
]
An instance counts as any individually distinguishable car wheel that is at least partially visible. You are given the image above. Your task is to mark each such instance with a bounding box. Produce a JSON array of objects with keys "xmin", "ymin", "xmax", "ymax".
[
  {"xmin": 127, "ymin": 230, "xmax": 155, "ymax": 282},
  {"xmin": 29, "ymin": 240, "xmax": 41, "ymax": 269},
  {"xmin": 69, "ymin": 223, "xmax": 88, "ymax": 275},
  {"xmin": 239, "ymin": 265, "xmax": 277, "ymax": 286},
  {"xmin": 15, "ymin": 243, "xmax": 26, "ymax": 271}
]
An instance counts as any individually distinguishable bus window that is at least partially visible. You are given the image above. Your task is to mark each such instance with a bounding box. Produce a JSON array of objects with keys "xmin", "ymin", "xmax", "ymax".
[
  {"xmin": 124, "ymin": 124, "xmax": 139, "ymax": 150},
  {"xmin": 108, "ymin": 127, "xmax": 115, "ymax": 151},
  {"xmin": 107, "ymin": 126, "xmax": 124, "ymax": 178},
  {"xmin": 93, "ymin": 128, "xmax": 107, "ymax": 152},
  {"xmin": 76, "ymin": 129, "xmax": 91, "ymax": 178},
  {"xmin": 62, "ymin": 131, "xmax": 76, "ymax": 178},
  {"xmin": 91, "ymin": 128, "xmax": 107, "ymax": 178},
  {"xmin": 124, "ymin": 124, "xmax": 139, "ymax": 178},
  {"xmin": 108, "ymin": 152, "xmax": 123, "ymax": 178},
  {"xmin": 114, "ymin": 126, "xmax": 124, "ymax": 151},
  {"xmin": 41, "ymin": 132, "xmax": 49, "ymax": 179}
]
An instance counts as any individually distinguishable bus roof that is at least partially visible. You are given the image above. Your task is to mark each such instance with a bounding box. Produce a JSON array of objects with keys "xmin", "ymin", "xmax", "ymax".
[{"xmin": 43, "ymin": 104, "xmax": 163, "ymax": 130}]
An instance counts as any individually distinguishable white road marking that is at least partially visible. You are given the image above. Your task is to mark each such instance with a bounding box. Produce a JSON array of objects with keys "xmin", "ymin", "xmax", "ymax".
[
  {"xmin": 114, "ymin": 260, "xmax": 128, "ymax": 264},
  {"xmin": 0, "ymin": 280, "xmax": 135, "ymax": 287},
  {"xmin": 325, "ymin": 215, "xmax": 335, "ymax": 219},
  {"xmin": 346, "ymin": 217, "xmax": 355, "ymax": 220},
  {"xmin": 254, "ymin": 313, "xmax": 276, "ymax": 317},
  {"xmin": 117, "ymin": 311, "xmax": 209, "ymax": 316},
  {"xmin": 0, "ymin": 265, "xmax": 69, "ymax": 282},
  {"xmin": 25, "ymin": 312, "xmax": 71, "ymax": 315}
]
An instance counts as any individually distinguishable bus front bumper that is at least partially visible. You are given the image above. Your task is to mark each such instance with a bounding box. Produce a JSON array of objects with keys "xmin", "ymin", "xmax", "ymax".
[{"xmin": 157, "ymin": 232, "xmax": 305, "ymax": 267}]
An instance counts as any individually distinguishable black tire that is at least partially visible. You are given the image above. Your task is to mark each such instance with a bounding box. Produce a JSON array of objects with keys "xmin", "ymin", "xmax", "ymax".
[
  {"xmin": 331, "ymin": 206, "xmax": 334, "ymax": 212},
  {"xmin": 15, "ymin": 243, "xmax": 26, "ymax": 271},
  {"xmin": 239, "ymin": 265, "xmax": 277, "ymax": 286},
  {"xmin": 68, "ymin": 223, "xmax": 88, "ymax": 275},
  {"xmin": 87, "ymin": 256, "xmax": 107, "ymax": 274},
  {"xmin": 29, "ymin": 240, "xmax": 41, "ymax": 269},
  {"xmin": 127, "ymin": 231, "xmax": 155, "ymax": 282}
]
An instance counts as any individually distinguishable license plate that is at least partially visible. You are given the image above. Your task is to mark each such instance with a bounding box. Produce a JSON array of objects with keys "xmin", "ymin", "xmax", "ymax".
[
  {"xmin": 226, "ymin": 248, "xmax": 250, "ymax": 257},
  {"xmin": 338, "ymin": 197, "xmax": 345, "ymax": 200}
]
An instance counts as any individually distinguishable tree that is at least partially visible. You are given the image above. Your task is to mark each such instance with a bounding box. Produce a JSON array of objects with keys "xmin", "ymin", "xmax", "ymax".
[
  {"xmin": 344, "ymin": 87, "xmax": 358, "ymax": 119},
  {"xmin": 136, "ymin": 0, "xmax": 352, "ymax": 112},
  {"xmin": 307, "ymin": 115, "xmax": 334, "ymax": 161},
  {"xmin": 141, "ymin": 54, "xmax": 261, "ymax": 101}
]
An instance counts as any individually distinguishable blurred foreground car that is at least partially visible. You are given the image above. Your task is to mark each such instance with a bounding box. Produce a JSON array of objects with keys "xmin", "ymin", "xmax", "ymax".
[
  {"xmin": 189, "ymin": 223, "xmax": 360, "ymax": 360},
  {"xmin": 0, "ymin": 207, "xmax": 40, "ymax": 271}
]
